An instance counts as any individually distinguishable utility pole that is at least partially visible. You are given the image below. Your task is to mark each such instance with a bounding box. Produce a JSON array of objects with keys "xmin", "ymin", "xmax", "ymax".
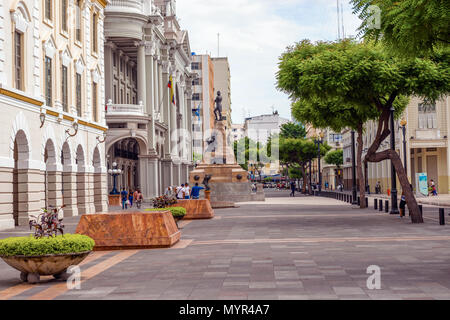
[{"xmin": 217, "ymin": 33, "xmax": 220, "ymax": 57}]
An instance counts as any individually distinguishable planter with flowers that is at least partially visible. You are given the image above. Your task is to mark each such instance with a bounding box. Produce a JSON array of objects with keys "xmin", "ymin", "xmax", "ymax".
[{"xmin": 0, "ymin": 205, "xmax": 94, "ymax": 284}]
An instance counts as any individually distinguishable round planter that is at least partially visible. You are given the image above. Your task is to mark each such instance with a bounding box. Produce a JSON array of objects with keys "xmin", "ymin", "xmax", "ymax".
[{"xmin": 0, "ymin": 251, "xmax": 91, "ymax": 284}]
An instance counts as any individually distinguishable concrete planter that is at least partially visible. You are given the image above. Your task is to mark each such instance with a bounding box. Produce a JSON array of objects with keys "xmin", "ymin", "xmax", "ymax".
[{"xmin": 0, "ymin": 251, "xmax": 91, "ymax": 284}]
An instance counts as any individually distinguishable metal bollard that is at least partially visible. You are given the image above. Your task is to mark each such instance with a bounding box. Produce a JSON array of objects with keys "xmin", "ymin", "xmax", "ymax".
[
  {"xmin": 374, "ymin": 199, "xmax": 378, "ymax": 210},
  {"xmin": 439, "ymin": 208, "xmax": 445, "ymax": 225},
  {"xmin": 385, "ymin": 200, "xmax": 389, "ymax": 213},
  {"xmin": 379, "ymin": 199, "xmax": 383, "ymax": 212},
  {"xmin": 357, "ymin": 196, "xmax": 360, "ymax": 206},
  {"xmin": 365, "ymin": 197, "xmax": 368, "ymax": 208},
  {"xmin": 419, "ymin": 205, "xmax": 423, "ymax": 218}
]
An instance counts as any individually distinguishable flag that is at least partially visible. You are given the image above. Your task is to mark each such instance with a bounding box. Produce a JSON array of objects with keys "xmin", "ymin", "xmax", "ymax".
[
  {"xmin": 168, "ymin": 76, "xmax": 175, "ymax": 105},
  {"xmin": 193, "ymin": 103, "xmax": 201, "ymax": 121}
]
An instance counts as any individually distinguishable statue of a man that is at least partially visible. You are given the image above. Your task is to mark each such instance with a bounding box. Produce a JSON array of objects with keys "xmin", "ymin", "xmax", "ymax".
[{"xmin": 214, "ymin": 91, "xmax": 223, "ymax": 121}]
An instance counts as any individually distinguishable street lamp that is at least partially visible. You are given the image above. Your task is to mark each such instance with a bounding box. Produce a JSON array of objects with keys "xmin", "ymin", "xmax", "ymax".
[
  {"xmin": 314, "ymin": 132, "xmax": 324, "ymax": 194},
  {"xmin": 400, "ymin": 118, "xmax": 407, "ymax": 174},
  {"xmin": 351, "ymin": 130, "xmax": 357, "ymax": 204},
  {"xmin": 108, "ymin": 162, "xmax": 123, "ymax": 195},
  {"xmin": 390, "ymin": 107, "xmax": 400, "ymax": 214},
  {"xmin": 309, "ymin": 159, "xmax": 312, "ymax": 195}
]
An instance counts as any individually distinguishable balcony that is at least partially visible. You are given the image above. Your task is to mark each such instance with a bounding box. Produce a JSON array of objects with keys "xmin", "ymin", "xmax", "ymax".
[
  {"xmin": 106, "ymin": 0, "xmax": 144, "ymax": 14},
  {"xmin": 106, "ymin": 100, "xmax": 145, "ymax": 116}
]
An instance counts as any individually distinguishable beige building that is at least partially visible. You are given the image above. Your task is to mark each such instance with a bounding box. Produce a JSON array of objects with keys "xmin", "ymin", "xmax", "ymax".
[
  {"xmin": 0, "ymin": 0, "xmax": 109, "ymax": 230},
  {"xmin": 211, "ymin": 57, "xmax": 232, "ymax": 130},
  {"xmin": 341, "ymin": 96, "xmax": 450, "ymax": 195},
  {"xmin": 191, "ymin": 54, "xmax": 214, "ymax": 162},
  {"xmin": 104, "ymin": 0, "xmax": 195, "ymax": 199}
]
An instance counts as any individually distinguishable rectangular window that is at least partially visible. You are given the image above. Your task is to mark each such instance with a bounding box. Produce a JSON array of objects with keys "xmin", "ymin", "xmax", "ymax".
[
  {"xmin": 45, "ymin": 0, "xmax": 52, "ymax": 21},
  {"xmin": 191, "ymin": 62, "xmax": 201, "ymax": 70},
  {"xmin": 14, "ymin": 31, "xmax": 23, "ymax": 91},
  {"xmin": 418, "ymin": 102, "xmax": 437, "ymax": 129},
  {"xmin": 113, "ymin": 52, "xmax": 117, "ymax": 67},
  {"xmin": 92, "ymin": 13, "xmax": 97, "ymax": 53},
  {"xmin": 76, "ymin": 1, "xmax": 82, "ymax": 42},
  {"xmin": 61, "ymin": 0, "xmax": 68, "ymax": 31},
  {"xmin": 120, "ymin": 89, "xmax": 124, "ymax": 104},
  {"xmin": 92, "ymin": 82, "xmax": 98, "ymax": 122},
  {"xmin": 192, "ymin": 93, "xmax": 201, "ymax": 101},
  {"xmin": 45, "ymin": 57, "xmax": 52, "ymax": 107},
  {"xmin": 76, "ymin": 74, "xmax": 82, "ymax": 116},
  {"xmin": 62, "ymin": 65, "xmax": 68, "ymax": 112},
  {"xmin": 113, "ymin": 85, "xmax": 117, "ymax": 104},
  {"xmin": 192, "ymin": 78, "xmax": 201, "ymax": 86}
]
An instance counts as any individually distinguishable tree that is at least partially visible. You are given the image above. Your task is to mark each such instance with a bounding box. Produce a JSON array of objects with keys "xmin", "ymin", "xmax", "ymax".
[
  {"xmin": 280, "ymin": 122, "xmax": 307, "ymax": 139},
  {"xmin": 277, "ymin": 39, "xmax": 449, "ymax": 223},
  {"xmin": 351, "ymin": 0, "xmax": 450, "ymax": 57},
  {"xmin": 324, "ymin": 149, "xmax": 344, "ymax": 186},
  {"xmin": 233, "ymin": 137, "xmax": 268, "ymax": 182},
  {"xmin": 280, "ymin": 137, "xmax": 330, "ymax": 193}
]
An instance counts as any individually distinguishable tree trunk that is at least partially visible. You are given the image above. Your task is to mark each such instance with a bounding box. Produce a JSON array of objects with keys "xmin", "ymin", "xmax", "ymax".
[
  {"xmin": 301, "ymin": 164, "xmax": 307, "ymax": 194},
  {"xmin": 357, "ymin": 125, "xmax": 366, "ymax": 208},
  {"xmin": 366, "ymin": 149, "xmax": 423, "ymax": 223}
]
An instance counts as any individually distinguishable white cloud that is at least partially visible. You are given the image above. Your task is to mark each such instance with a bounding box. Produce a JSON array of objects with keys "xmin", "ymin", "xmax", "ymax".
[{"xmin": 176, "ymin": 0, "xmax": 361, "ymax": 123}]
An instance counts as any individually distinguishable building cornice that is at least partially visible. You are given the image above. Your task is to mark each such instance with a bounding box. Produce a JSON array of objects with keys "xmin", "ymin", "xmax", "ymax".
[{"xmin": 0, "ymin": 86, "xmax": 44, "ymax": 107}]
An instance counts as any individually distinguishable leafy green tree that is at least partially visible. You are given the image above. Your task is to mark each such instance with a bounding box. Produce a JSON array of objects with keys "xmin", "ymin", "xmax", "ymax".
[
  {"xmin": 351, "ymin": 0, "xmax": 450, "ymax": 57},
  {"xmin": 280, "ymin": 122, "xmax": 307, "ymax": 139},
  {"xmin": 325, "ymin": 149, "xmax": 344, "ymax": 186},
  {"xmin": 280, "ymin": 138, "xmax": 330, "ymax": 193},
  {"xmin": 233, "ymin": 137, "xmax": 268, "ymax": 182},
  {"xmin": 277, "ymin": 39, "xmax": 449, "ymax": 222}
]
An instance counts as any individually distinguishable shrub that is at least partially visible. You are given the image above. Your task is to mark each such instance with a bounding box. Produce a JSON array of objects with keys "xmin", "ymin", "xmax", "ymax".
[
  {"xmin": 151, "ymin": 195, "xmax": 177, "ymax": 208},
  {"xmin": 0, "ymin": 234, "xmax": 95, "ymax": 257},
  {"xmin": 145, "ymin": 207, "xmax": 186, "ymax": 219}
]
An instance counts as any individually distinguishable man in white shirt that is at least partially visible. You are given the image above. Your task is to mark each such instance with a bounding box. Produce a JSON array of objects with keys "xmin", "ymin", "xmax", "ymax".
[
  {"xmin": 177, "ymin": 184, "xmax": 185, "ymax": 199},
  {"xmin": 184, "ymin": 183, "xmax": 190, "ymax": 199}
]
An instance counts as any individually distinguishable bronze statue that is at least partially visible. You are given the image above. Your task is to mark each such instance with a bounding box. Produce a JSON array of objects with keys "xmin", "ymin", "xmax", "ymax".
[
  {"xmin": 213, "ymin": 91, "xmax": 223, "ymax": 121},
  {"xmin": 202, "ymin": 174, "xmax": 212, "ymax": 191}
]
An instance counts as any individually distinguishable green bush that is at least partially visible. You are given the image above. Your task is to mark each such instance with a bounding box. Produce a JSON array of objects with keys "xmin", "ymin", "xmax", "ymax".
[
  {"xmin": 0, "ymin": 234, "xmax": 95, "ymax": 257},
  {"xmin": 145, "ymin": 207, "xmax": 186, "ymax": 218}
]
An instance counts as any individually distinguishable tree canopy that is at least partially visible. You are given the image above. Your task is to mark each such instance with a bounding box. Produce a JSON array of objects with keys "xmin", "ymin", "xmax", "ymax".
[
  {"xmin": 324, "ymin": 149, "xmax": 343, "ymax": 168},
  {"xmin": 351, "ymin": 0, "xmax": 450, "ymax": 57},
  {"xmin": 280, "ymin": 122, "xmax": 307, "ymax": 139},
  {"xmin": 276, "ymin": 39, "xmax": 449, "ymax": 222}
]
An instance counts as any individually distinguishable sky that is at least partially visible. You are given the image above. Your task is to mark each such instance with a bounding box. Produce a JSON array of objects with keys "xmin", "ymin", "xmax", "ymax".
[{"xmin": 176, "ymin": 0, "xmax": 362, "ymax": 124}]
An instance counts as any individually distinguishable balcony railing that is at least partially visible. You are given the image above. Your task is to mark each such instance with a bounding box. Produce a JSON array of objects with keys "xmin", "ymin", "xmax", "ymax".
[
  {"xmin": 107, "ymin": 0, "xmax": 144, "ymax": 14},
  {"xmin": 106, "ymin": 100, "xmax": 145, "ymax": 116}
]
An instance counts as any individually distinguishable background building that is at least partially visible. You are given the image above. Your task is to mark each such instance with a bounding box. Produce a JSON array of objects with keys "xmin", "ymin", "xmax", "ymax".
[
  {"xmin": 104, "ymin": 0, "xmax": 194, "ymax": 199},
  {"xmin": 0, "ymin": 0, "xmax": 108, "ymax": 230},
  {"xmin": 191, "ymin": 54, "xmax": 214, "ymax": 162},
  {"xmin": 211, "ymin": 57, "xmax": 232, "ymax": 131}
]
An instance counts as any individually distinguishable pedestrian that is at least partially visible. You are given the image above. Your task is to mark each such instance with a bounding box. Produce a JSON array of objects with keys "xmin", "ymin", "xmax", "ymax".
[
  {"xmin": 136, "ymin": 190, "xmax": 143, "ymax": 209},
  {"xmin": 120, "ymin": 188, "xmax": 128, "ymax": 210},
  {"xmin": 128, "ymin": 189, "xmax": 134, "ymax": 208},
  {"xmin": 184, "ymin": 183, "xmax": 190, "ymax": 199},
  {"xmin": 133, "ymin": 189, "xmax": 139, "ymax": 204},
  {"xmin": 164, "ymin": 186, "xmax": 173, "ymax": 197},
  {"xmin": 430, "ymin": 180, "xmax": 438, "ymax": 196},
  {"xmin": 399, "ymin": 191, "xmax": 406, "ymax": 218},
  {"xmin": 191, "ymin": 183, "xmax": 204, "ymax": 200},
  {"xmin": 375, "ymin": 181, "xmax": 381, "ymax": 194},
  {"xmin": 177, "ymin": 184, "xmax": 185, "ymax": 199},
  {"xmin": 325, "ymin": 181, "xmax": 329, "ymax": 190},
  {"xmin": 290, "ymin": 180, "xmax": 296, "ymax": 197}
]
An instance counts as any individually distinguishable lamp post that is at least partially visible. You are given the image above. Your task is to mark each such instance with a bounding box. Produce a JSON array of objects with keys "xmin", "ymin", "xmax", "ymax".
[
  {"xmin": 390, "ymin": 107, "xmax": 400, "ymax": 214},
  {"xmin": 351, "ymin": 130, "xmax": 357, "ymax": 204},
  {"xmin": 108, "ymin": 162, "xmax": 123, "ymax": 195},
  {"xmin": 314, "ymin": 132, "xmax": 324, "ymax": 194},
  {"xmin": 309, "ymin": 159, "xmax": 312, "ymax": 195},
  {"xmin": 400, "ymin": 119, "xmax": 407, "ymax": 174}
]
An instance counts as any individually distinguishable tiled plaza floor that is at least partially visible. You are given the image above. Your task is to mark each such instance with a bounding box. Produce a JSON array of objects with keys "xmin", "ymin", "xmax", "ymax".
[{"xmin": 1, "ymin": 191, "xmax": 450, "ymax": 300}]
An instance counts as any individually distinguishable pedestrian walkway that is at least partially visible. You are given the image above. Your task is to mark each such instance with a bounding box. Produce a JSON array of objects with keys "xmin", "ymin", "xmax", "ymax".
[{"xmin": 1, "ymin": 193, "xmax": 450, "ymax": 300}]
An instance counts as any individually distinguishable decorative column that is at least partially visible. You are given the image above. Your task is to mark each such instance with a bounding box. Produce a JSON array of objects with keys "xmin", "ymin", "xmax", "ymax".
[
  {"xmin": 94, "ymin": 166, "xmax": 108, "ymax": 212},
  {"xmin": 76, "ymin": 164, "xmax": 90, "ymax": 215},
  {"xmin": 62, "ymin": 164, "xmax": 78, "ymax": 217},
  {"xmin": 86, "ymin": 165, "xmax": 96, "ymax": 214},
  {"xmin": 46, "ymin": 163, "xmax": 63, "ymax": 212},
  {"xmin": 161, "ymin": 61, "xmax": 173, "ymax": 188}
]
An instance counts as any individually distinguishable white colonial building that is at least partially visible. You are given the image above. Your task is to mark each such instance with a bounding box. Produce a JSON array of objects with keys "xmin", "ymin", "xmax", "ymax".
[
  {"xmin": 0, "ymin": 0, "xmax": 109, "ymax": 230},
  {"xmin": 104, "ymin": 0, "xmax": 195, "ymax": 199}
]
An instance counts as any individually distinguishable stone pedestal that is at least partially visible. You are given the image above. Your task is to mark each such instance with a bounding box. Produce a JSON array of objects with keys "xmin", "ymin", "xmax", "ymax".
[
  {"xmin": 75, "ymin": 211, "xmax": 180, "ymax": 250},
  {"xmin": 108, "ymin": 194, "xmax": 120, "ymax": 206},
  {"xmin": 169, "ymin": 199, "xmax": 214, "ymax": 219}
]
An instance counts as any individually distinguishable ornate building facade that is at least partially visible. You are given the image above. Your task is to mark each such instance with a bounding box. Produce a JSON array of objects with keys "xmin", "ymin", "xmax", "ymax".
[
  {"xmin": 104, "ymin": 0, "xmax": 194, "ymax": 199},
  {"xmin": 0, "ymin": 0, "xmax": 108, "ymax": 230}
]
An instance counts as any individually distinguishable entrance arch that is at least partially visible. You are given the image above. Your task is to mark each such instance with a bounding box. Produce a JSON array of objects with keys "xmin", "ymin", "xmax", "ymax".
[
  {"xmin": 13, "ymin": 130, "xmax": 30, "ymax": 226},
  {"xmin": 76, "ymin": 145, "xmax": 89, "ymax": 214}
]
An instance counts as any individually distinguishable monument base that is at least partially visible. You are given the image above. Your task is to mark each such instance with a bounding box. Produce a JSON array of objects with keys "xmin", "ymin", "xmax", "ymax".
[
  {"xmin": 75, "ymin": 211, "xmax": 180, "ymax": 250},
  {"xmin": 169, "ymin": 200, "xmax": 214, "ymax": 219}
]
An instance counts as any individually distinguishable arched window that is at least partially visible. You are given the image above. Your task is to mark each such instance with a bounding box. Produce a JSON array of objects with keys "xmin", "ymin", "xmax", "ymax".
[{"xmin": 11, "ymin": 5, "xmax": 31, "ymax": 91}]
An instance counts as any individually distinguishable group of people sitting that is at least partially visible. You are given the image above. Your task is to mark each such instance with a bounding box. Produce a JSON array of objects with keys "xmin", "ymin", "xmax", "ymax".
[
  {"xmin": 120, "ymin": 188, "xmax": 143, "ymax": 210},
  {"xmin": 164, "ymin": 183, "xmax": 205, "ymax": 200}
]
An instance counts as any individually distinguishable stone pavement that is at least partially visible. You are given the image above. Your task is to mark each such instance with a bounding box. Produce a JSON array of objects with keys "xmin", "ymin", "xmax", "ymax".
[{"xmin": 1, "ymin": 191, "xmax": 450, "ymax": 300}]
